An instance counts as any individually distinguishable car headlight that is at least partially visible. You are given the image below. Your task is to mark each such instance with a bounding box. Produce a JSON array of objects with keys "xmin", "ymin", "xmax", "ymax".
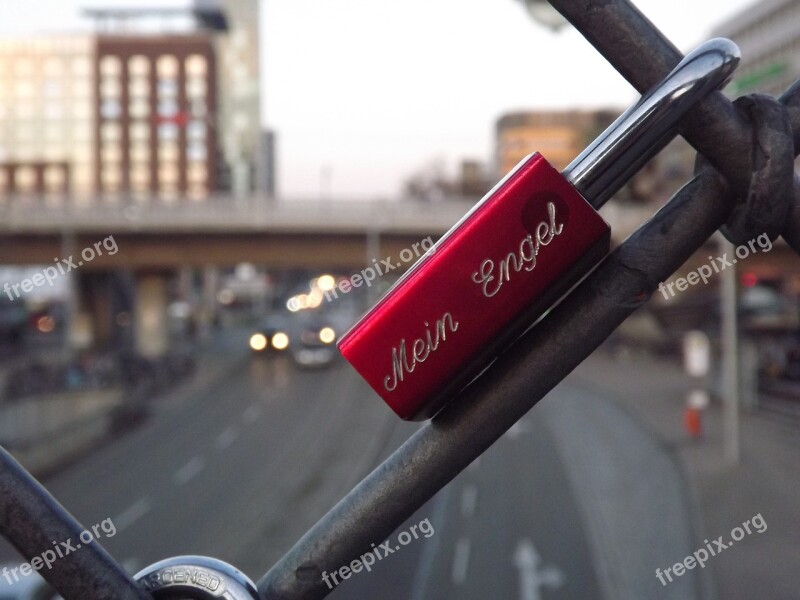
[
  {"xmin": 319, "ymin": 326, "xmax": 336, "ymax": 344},
  {"xmin": 271, "ymin": 331, "xmax": 289, "ymax": 350},
  {"xmin": 249, "ymin": 333, "xmax": 267, "ymax": 351}
]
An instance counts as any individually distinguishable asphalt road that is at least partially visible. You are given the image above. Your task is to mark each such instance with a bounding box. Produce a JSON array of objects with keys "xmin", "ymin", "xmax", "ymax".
[{"xmin": 0, "ymin": 331, "xmax": 602, "ymax": 599}]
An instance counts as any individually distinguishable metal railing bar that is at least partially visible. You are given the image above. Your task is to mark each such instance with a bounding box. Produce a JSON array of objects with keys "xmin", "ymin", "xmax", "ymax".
[
  {"xmin": 548, "ymin": 0, "xmax": 754, "ymax": 192},
  {"xmin": 0, "ymin": 448, "xmax": 151, "ymax": 599}
]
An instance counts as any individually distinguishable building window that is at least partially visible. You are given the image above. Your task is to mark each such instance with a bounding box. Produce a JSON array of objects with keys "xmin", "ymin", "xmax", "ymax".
[
  {"xmin": 129, "ymin": 55, "xmax": 150, "ymax": 77},
  {"xmin": 186, "ymin": 54, "xmax": 207, "ymax": 77},
  {"xmin": 44, "ymin": 166, "xmax": 66, "ymax": 193},
  {"xmin": 100, "ymin": 55, "xmax": 121, "ymax": 77},
  {"xmin": 156, "ymin": 55, "xmax": 178, "ymax": 78}
]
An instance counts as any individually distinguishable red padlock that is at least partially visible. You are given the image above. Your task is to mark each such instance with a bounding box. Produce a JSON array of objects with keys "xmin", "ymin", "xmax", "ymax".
[{"xmin": 339, "ymin": 39, "xmax": 740, "ymax": 420}]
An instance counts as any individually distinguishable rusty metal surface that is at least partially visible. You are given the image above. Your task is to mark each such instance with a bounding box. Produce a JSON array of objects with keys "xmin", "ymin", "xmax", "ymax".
[{"xmin": 0, "ymin": 448, "xmax": 151, "ymax": 599}]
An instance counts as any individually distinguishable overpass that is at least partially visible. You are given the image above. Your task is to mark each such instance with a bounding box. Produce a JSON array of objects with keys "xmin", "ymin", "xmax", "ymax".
[
  {"xmin": 2, "ymin": 195, "xmax": 796, "ymax": 359},
  {"xmin": 0, "ymin": 195, "xmax": 670, "ymax": 269},
  {"xmin": 0, "ymin": 197, "xmax": 474, "ymax": 269}
]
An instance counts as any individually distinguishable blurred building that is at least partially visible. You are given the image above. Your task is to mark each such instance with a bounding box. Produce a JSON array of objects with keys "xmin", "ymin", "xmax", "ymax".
[
  {"xmin": 257, "ymin": 129, "xmax": 277, "ymax": 197},
  {"xmin": 0, "ymin": 0, "xmax": 261, "ymax": 202},
  {"xmin": 458, "ymin": 160, "xmax": 491, "ymax": 198},
  {"xmin": 712, "ymin": 0, "xmax": 800, "ymax": 96},
  {"xmin": 495, "ymin": 109, "xmax": 618, "ymax": 176},
  {"xmin": 0, "ymin": 36, "xmax": 96, "ymax": 197}
]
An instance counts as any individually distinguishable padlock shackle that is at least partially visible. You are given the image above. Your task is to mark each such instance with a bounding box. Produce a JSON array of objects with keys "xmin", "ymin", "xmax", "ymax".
[{"xmin": 563, "ymin": 37, "xmax": 740, "ymax": 209}]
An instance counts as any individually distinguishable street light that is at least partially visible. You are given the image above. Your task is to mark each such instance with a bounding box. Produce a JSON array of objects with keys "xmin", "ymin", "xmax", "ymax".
[{"xmin": 517, "ymin": 0, "xmax": 569, "ymax": 31}]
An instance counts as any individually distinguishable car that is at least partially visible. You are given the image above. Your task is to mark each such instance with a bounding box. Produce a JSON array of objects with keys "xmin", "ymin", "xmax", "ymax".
[
  {"xmin": 248, "ymin": 314, "xmax": 293, "ymax": 356},
  {"xmin": 289, "ymin": 315, "xmax": 338, "ymax": 368}
]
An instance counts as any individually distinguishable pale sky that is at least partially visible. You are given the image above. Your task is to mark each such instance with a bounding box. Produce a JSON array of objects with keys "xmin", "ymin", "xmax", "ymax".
[{"xmin": 0, "ymin": 0, "xmax": 757, "ymax": 198}]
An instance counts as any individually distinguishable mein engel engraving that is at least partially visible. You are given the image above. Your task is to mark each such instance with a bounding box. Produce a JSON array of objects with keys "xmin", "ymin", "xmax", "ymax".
[
  {"xmin": 383, "ymin": 312, "xmax": 459, "ymax": 392},
  {"xmin": 471, "ymin": 201, "xmax": 564, "ymax": 298}
]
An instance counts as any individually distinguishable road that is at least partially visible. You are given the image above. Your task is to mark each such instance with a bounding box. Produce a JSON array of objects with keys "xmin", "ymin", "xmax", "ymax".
[{"xmin": 0, "ymin": 330, "xmax": 603, "ymax": 599}]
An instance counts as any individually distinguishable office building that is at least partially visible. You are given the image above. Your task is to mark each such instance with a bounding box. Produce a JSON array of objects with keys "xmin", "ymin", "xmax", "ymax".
[
  {"xmin": 712, "ymin": 0, "xmax": 800, "ymax": 96},
  {"xmin": 495, "ymin": 109, "xmax": 618, "ymax": 176},
  {"xmin": 0, "ymin": 0, "xmax": 261, "ymax": 201}
]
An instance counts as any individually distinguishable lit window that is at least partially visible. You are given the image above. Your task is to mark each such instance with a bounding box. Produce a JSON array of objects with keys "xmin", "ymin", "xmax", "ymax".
[
  {"xmin": 72, "ymin": 57, "xmax": 91, "ymax": 77},
  {"xmin": 15, "ymin": 81, "xmax": 34, "ymax": 98},
  {"xmin": 100, "ymin": 56, "xmax": 121, "ymax": 77},
  {"xmin": 129, "ymin": 55, "xmax": 150, "ymax": 77},
  {"xmin": 129, "ymin": 78, "xmax": 150, "ymax": 98},
  {"xmin": 187, "ymin": 163, "xmax": 207, "ymax": 183},
  {"xmin": 186, "ymin": 55, "xmax": 207, "ymax": 77},
  {"xmin": 102, "ymin": 144, "xmax": 122, "ymax": 162},
  {"xmin": 158, "ymin": 163, "xmax": 179, "ymax": 183},
  {"xmin": 130, "ymin": 143, "xmax": 149, "ymax": 162},
  {"xmin": 15, "ymin": 166, "xmax": 37, "ymax": 192},
  {"xmin": 44, "ymin": 166, "xmax": 66, "ymax": 192},
  {"xmin": 131, "ymin": 165, "xmax": 150, "ymax": 186},
  {"xmin": 102, "ymin": 166, "xmax": 122, "ymax": 186},
  {"xmin": 101, "ymin": 122, "xmax": 122, "ymax": 142},
  {"xmin": 156, "ymin": 55, "xmax": 178, "ymax": 78},
  {"xmin": 101, "ymin": 78, "xmax": 121, "ymax": 98},
  {"xmin": 44, "ymin": 103, "xmax": 64, "ymax": 120},
  {"xmin": 43, "ymin": 79, "xmax": 62, "ymax": 97},
  {"xmin": 129, "ymin": 98, "xmax": 150, "ymax": 119},
  {"xmin": 159, "ymin": 142, "xmax": 179, "ymax": 161},
  {"xmin": 14, "ymin": 58, "xmax": 34, "ymax": 76},
  {"xmin": 186, "ymin": 78, "xmax": 206, "ymax": 98},
  {"xmin": 130, "ymin": 123, "xmax": 150, "ymax": 141},
  {"xmin": 72, "ymin": 103, "xmax": 92, "ymax": 120}
]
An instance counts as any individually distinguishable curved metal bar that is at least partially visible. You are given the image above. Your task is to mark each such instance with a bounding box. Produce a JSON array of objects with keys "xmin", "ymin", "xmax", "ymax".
[
  {"xmin": 0, "ymin": 448, "xmax": 151, "ymax": 600},
  {"xmin": 565, "ymin": 37, "xmax": 740, "ymax": 208}
]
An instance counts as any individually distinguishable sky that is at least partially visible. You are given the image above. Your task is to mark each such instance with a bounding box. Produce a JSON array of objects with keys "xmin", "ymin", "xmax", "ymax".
[{"xmin": 0, "ymin": 0, "xmax": 757, "ymax": 198}]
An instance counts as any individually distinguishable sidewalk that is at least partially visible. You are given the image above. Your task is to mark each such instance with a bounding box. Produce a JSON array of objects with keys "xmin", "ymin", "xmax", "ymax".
[{"xmin": 570, "ymin": 348, "xmax": 800, "ymax": 600}]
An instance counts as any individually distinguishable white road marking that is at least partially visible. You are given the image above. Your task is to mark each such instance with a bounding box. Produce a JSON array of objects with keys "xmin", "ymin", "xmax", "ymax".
[
  {"xmin": 173, "ymin": 456, "xmax": 206, "ymax": 485},
  {"xmin": 461, "ymin": 485, "xmax": 478, "ymax": 518},
  {"xmin": 243, "ymin": 403, "xmax": 262, "ymax": 423},
  {"xmin": 513, "ymin": 539, "xmax": 565, "ymax": 600},
  {"xmin": 215, "ymin": 426, "xmax": 239, "ymax": 450},
  {"xmin": 114, "ymin": 498, "xmax": 152, "ymax": 533},
  {"xmin": 451, "ymin": 537, "xmax": 471, "ymax": 585}
]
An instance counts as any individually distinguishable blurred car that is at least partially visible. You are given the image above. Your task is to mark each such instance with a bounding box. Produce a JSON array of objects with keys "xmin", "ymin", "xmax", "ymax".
[
  {"xmin": 289, "ymin": 315, "xmax": 338, "ymax": 368},
  {"xmin": 248, "ymin": 314, "xmax": 293, "ymax": 356}
]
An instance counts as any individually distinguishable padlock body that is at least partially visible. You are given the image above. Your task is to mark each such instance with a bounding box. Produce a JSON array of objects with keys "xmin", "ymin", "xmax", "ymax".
[{"xmin": 338, "ymin": 153, "xmax": 610, "ymax": 420}]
